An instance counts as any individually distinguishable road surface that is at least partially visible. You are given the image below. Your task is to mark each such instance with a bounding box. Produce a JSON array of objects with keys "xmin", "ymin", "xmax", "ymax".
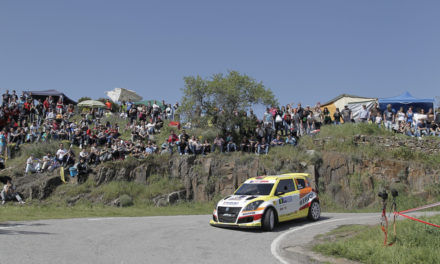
[{"xmin": 0, "ymin": 212, "xmax": 434, "ymax": 264}]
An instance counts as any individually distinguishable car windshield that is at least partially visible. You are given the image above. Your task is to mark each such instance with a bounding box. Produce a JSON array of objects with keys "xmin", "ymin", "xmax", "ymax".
[{"xmin": 234, "ymin": 183, "xmax": 274, "ymax": 196}]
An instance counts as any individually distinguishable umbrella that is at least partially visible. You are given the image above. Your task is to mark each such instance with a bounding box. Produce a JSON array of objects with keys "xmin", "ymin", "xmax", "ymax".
[
  {"xmin": 134, "ymin": 100, "xmax": 164, "ymax": 108},
  {"xmin": 106, "ymin": 88, "xmax": 142, "ymax": 103},
  {"xmin": 78, "ymin": 100, "xmax": 106, "ymax": 108}
]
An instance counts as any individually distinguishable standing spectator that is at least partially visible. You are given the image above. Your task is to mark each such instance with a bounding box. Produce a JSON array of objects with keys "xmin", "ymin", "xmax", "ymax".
[
  {"xmin": 165, "ymin": 104, "xmax": 173, "ymax": 120},
  {"xmin": 274, "ymin": 107, "xmax": 284, "ymax": 136},
  {"xmin": 375, "ymin": 112, "xmax": 383, "ymax": 127},
  {"xmin": 426, "ymin": 108, "xmax": 435, "ymax": 127},
  {"xmin": 105, "ymin": 99, "xmax": 112, "ymax": 111},
  {"xmin": 406, "ymin": 106, "xmax": 414, "ymax": 126},
  {"xmin": 341, "ymin": 105, "xmax": 352, "ymax": 123},
  {"xmin": 56, "ymin": 97, "xmax": 64, "ymax": 114},
  {"xmin": 1, "ymin": 180, "xmax": 25, "ymax": 205},
  {"xmin": 2, "ymin": 90, "xmax": 10, "ymax": 107},
  {"xmin": 333, "ymin": 108, "xmax": 342, "ymax": 125},
  {"xmin": 369, "ymin": 103, "xmax": 380, "ymax": 123},
  {"xmin": 396, "ymin": 107, "xmax": 406, "ymax": 126},
  {"xmin": 283, "ymin": 109, "xmax": 292, "ymax": 136},
  {"xmin": 323, "ymin": 107, "xmax": 332, "ymax": 125},
  {"xmin": 359, "ymin": 104, "xmax": 369, "ymax": 123},
  {"xmin": 383, "ymin": 104, "xmax": 395, "ymax": 131},
  {"xmin": 0, "ymin": 130, "xmax": 6, "ymax": 157}
]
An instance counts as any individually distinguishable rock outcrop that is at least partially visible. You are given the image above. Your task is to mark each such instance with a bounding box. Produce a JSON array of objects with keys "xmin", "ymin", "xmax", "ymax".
[{"xmin": 9, "ymin": 143, "xmax": 440, "ymax": 209}]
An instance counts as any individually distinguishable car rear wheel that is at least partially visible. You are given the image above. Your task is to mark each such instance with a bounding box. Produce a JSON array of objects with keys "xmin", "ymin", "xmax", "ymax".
[
  {"xmin": 262, "ymin": 208, "xmax": 276, "ymax": 231},
  {"xmin": 308, "ymin": 201, "xmax": 321, "ymax": 221}
]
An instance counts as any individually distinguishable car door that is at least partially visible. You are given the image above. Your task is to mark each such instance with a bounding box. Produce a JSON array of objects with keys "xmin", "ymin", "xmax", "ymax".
[{"xmin": 275, "ymin": 179, "xmax": 300, "ymax": 221}]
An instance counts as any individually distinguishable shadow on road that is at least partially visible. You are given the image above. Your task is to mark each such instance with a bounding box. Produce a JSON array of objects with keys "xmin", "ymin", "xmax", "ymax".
[
  {"xmin": 0, "ymin": 222, "xmax": 51, "ymax": 235},
  {"xmin": 0, "ymin": 229, "xmax": 52, "ymax": 235},
  {"xmin": 215, "ymin": 216, "xmax": 334, "ymax": 234}
]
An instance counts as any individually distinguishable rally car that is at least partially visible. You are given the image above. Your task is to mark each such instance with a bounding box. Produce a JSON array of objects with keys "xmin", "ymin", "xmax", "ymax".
[{"xmin": 209, "ymin": 173, "xmax": 320, "ymax": 231}]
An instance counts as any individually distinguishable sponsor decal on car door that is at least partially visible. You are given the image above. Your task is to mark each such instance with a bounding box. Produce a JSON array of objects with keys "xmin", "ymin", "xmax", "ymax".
[{"xmin": 275, "ymin": 179, "xmax": 299, "ymax": 219}]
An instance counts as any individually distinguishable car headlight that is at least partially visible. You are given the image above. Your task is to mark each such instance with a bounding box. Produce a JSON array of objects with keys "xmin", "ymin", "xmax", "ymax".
[{"xmin": 244, "ymin": 200, "xmax": 264, "ymax": 211}]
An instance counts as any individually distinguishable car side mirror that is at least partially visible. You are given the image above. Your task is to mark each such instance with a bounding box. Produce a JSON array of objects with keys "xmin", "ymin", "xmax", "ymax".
[{"xmin": 276, "ymin": 191, "xmax": 285, "ymax": 196}]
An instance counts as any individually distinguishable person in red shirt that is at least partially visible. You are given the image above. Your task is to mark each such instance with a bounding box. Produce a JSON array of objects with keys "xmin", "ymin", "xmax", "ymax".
[{"xmin": 105, "ymin": 100, "xmax": 112, "ymax": 111}]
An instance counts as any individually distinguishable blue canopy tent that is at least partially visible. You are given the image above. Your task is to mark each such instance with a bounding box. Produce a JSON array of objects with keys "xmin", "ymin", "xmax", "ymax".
[{"xmin": 378, "ymin": 92, "xmax": 434, "ymax": 112}]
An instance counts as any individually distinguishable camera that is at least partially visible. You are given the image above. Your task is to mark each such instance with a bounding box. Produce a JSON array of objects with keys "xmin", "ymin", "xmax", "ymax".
[
  {"xmin": 378, "ymin": 190, "xmax": 388, "ymax": 200},
  {"xmin": 391, "ymin": 189, "xmax": 398, "ymax": 198}
]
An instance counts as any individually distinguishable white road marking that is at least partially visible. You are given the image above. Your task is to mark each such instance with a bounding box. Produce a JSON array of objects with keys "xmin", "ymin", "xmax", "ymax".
[
  {"xmin": 0, "ymin": 224, "xmax": 24, "ymax": 230},
  {"xmin": 271, "ymin": 215, "xmax": 378, "ymax": 264},
  {"xmin": 271, "ymin": 218, "xmax": 348, "ymax": 264},
  {"xmin": 87, "ymin": 218, "xmax": 115, "ymax": 221}
]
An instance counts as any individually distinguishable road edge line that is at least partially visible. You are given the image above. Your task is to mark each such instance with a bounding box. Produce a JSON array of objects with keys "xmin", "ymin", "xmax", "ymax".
[{"xmin": 271, "ymin": 218, "xmax": 348, "ymax": 264}]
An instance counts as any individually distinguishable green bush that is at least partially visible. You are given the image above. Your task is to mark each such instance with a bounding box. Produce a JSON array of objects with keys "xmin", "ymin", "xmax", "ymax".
[{"xmin": 119, "ymin": 194, "xmax": 133, "ymax": 207}]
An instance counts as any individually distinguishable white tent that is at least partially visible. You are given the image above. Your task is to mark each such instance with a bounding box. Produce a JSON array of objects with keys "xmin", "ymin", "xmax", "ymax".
[
  {"xmin": 106, "ymin": 88, "xmax": 142, "ymax": 103},
  {"xmin": 347, "ymin": 100, "xmax": 377, "ymax": 121}
]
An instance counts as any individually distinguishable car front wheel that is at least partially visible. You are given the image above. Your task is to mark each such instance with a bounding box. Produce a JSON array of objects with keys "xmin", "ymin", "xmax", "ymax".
[
  {"xmin": 262, "ymin": 207, "xmax": 276, "ymax": 231},
  {"xmin": 308, "ymin": 201, "xmax": 321, "ymax": 221}
]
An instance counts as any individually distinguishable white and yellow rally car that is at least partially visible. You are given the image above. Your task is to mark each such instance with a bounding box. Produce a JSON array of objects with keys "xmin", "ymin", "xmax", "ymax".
[{"xmin": 210, "ymin": 173, "xmax": 320, "ymax": 231}]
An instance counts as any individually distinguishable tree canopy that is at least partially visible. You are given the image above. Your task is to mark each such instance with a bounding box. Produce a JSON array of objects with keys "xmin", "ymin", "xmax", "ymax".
[{"xmin": 179, "ymin": 71, "xmax": 278, "ymax": 132}]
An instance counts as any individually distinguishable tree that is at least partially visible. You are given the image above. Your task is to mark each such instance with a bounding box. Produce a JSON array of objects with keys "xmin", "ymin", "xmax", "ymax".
[
  {"xmin": 78, "ymin": 97, "xmax": 92, "ymax": 103},
  {"xmin": 179, "ymin": 71, "xmax": 277, "ymax": 133}
]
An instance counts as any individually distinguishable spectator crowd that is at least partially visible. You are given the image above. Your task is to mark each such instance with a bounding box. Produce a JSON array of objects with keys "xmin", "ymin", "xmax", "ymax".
[{"xmin": 1, "ymin": 89, "xmax": 440, "ymax": 183}]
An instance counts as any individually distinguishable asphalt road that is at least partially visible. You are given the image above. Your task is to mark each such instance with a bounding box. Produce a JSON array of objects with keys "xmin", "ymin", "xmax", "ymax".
[{"xmin": 0, "ymin": 212, "xmax": 435, "ymax": 264}]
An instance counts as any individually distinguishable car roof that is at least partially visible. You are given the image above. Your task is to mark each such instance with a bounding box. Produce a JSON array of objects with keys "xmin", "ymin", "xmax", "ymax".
[{"xmin": 247, "ymin": 173, "xmax": 310, "ymax": 181}]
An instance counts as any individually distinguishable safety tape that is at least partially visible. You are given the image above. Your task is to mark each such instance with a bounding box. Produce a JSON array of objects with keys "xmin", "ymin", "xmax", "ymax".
[{"xmin": 395, "ymin": 201, "xmax": 440, "ymax": 228}]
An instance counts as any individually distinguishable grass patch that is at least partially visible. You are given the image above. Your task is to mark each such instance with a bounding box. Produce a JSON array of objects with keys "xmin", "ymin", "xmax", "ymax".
[
  {"xmin": 0, "ymin": 201, "xmax": 214, "ymax": 222},
  {"xmin": 313, "ymin": 215, "xmax": 440, "ymax": 264}
]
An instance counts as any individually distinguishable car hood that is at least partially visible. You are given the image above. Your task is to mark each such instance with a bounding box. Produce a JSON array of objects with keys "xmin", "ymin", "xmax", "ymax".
[{"xmin": 217, "ymin": 195, "xmax": 262, "ymax": 208}]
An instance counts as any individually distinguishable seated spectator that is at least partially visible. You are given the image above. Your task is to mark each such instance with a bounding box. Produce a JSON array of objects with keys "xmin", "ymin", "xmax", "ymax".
[
  {"xmin": 202, "ymin": 139, "xmax": 211, "ymax": 155},
  {"xmin": 416, "ymin": 119, "xmax": 428, "ymax": 137},
  {"xmin": 188, "ymin": 135, "xmax": 197, "ymax": 154},
  {"xmin": 1, "ymin": 180, "xmax": 25, "ymax": 205},
  {"xmin": 285, "ymin": 134, "xmax": 297, "ymax": 146},
  {"xmin": 41, "ymin": 153, "xmax": 53, "ymax": 172},
  {"xmin": 212, "ymin": 135, "xmax": 225, "ymax": 153},
  {"xmin": 256, "ymin": 138, "xmax": 269, "ymax": 155},
  {"xmin": 178, "ymin": 138, "xmax": 188, "ymax": 155},
  {"xmin": 225, "ymin": 133, "xmax": 236, "ymax": 152},
  {"xmin": 248, "ymin": 136, "xmax": 257, "ymax": 153},
  {"xmin": 194, "ymin": 138, "xmax": 203, "ymax": 155},
  {"xmin": 25, "ymin": 154, "xmax": 40, "ymax": 175},
  {"xmin": 56, "ymin": 143, "xmax": 68, "ymax": 164},
  {"xmin": 240, "ymin": 136, "xmax": 251, "ymax": 152},
  {"xmin": 74, "ymin": 158, "xmax": 88, "ymax": 175},
  {"xmin": 271, "ymin": 135, "xmax": 284, "ymax": 147}
]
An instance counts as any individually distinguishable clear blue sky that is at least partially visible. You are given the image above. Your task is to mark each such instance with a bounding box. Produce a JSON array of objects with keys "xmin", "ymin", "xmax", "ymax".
[{"xmin": 1, "ymin": 0, "xmax": 440, "ymax": 109}]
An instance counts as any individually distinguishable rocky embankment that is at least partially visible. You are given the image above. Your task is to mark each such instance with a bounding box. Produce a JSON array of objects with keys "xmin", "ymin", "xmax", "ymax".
[{"xmin": 8, "ymin": 138, "xmax": 440, "ymax": 208}]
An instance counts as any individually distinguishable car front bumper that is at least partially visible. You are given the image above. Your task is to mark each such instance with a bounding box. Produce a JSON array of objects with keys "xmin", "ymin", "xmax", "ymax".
[{"xmin": 209, "ymin": 220, "xmax": 262, "ymax": 229}]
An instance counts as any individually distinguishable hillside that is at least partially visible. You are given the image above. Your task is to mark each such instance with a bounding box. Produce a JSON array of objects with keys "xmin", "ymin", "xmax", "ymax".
[{"xmin": 1, "ymin": 123, "xmax": 440, "ymax": 216}]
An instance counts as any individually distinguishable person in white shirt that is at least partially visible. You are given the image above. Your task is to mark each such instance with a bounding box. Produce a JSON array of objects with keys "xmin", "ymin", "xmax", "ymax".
[
  {"xmin": 79, "ymin": 149, "xmax": 89, "ymax": 161},
  {"xmin": 375, "ymin": 112, "xmax": 383, "ymax": 127},
  {"xmin": 56, "ymin": 143, "xmax": 68, "ymax": 163},
  {"xmin": 359, "ymin": 105, "xmax": 370, "ymax": 123},
  {"xmin": 146, "ymin": 121, "xmax": 155, "ymax": 135},
  {"xmin": 25, "ymin": 155, "xmax": 39, "ymax": 174}
]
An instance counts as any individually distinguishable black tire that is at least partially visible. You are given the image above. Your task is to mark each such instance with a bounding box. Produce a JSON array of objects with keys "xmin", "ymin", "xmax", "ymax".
[
  {"xmin": 308, "ymin": 200, "xmax": 321, "ymax": 221},
  {"xmin": 262, "ymin": 207, "xmax": 276, "ymax": 231}
]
